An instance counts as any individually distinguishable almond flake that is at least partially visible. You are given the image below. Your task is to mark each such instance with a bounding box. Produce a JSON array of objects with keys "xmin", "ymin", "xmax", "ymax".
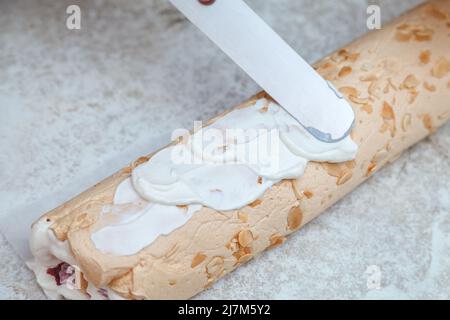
[
  {"xmin": 419, "ymin": 50, "xmax": 431, "ymax": 64},
  {"xmin": 303, "ymin": 190, "xmax": 314, "ymax": 199},
  {"xmin": 321, "ymin": 162, "xmax": 345, "ymax": 177},
  {"xmin": 401, "ymin": 74, "xmax": 420, "ymax": 89},
  {"xmin": 291, "ymin": 180, "xmax": 302, "ymax": 200},
  {"xmin": 421, "ymin": 114, "xmax": 434, "ymax": 133},
  {"xmin": 268, "ymin": 234, "xmax": 286, "ymax": 249},
  {"xmin": 366, "ymin": 162, "xmax": 377, "ymax": 176},
  {"xmin": 191, "ymin": 253, "xmax": 206, "ymax": 268},
  {"xmin": 237, "ymin": 211, "xmax": 249, "ymax": 223},
  {"xmin": 423, "ymin": 81, "xmax": 436, "ymax": 92},
  {"xmin": 206, "ymin": 257, "xmax": 224, "ymax": 277},
  {"xmin": 287, "ymin": 206, "xmax": 303, "ymax": 230},
  {"xmin": 237, "ymin": 254, "xmax": 253, "ymax": 264},
  {"xmin": 431, "ymin": 57, "xmax": 450, "ymax": 78},
  {"xmin": 238, "ymin": 230, "xmax": 254, "ymax": 247},
  {"xmin": 395, "ymin": 30, "xmax": 412, "ymax": 42},
  {"xmin": 402, "ymin": 114, "xmax": 412, "ymax": 132},
  {"xmin": 426, "ymin": 5, "xmax": 447, "ymax": 20},
  {"xmin": 338, "ymin": 66, "xmax": 352, "ymax": 77},
  {"xmin": 339, "ymin": 86, "xmax": 358, "ymax": 97},
  {"xmin": 349, "ymin": 95, "xmax": 370, "ymax": 105},
  {"xmin": 337, "ymin": 171, "xmax": 353, "ymax": 185},
  {"xmin": 249, "ymin": 199, "xmax": 262, "ymax": 208},
  {"xmin": 361, "ymin": 103, "xmax": 373, "ymax": 114}
]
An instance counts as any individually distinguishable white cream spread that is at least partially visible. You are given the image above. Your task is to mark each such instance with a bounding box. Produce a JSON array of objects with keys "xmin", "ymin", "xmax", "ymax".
[
  {"xmin": 90, "ymin": 98, "xmax": 358, "ymax": 256},
  {"xmin": 28, "ymin": 218, "xmax": 123, "ymax": 300}
]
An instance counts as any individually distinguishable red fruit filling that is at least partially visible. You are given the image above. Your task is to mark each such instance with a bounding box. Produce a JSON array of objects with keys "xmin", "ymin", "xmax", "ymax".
[{"xmin": 46, "ymin": 262, "xmax": 74, "ymax": 286}]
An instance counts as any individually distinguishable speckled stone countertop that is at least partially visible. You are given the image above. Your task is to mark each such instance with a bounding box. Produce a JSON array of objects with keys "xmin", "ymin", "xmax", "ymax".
[{"xmin": 1, "ymin": 0, "xmax": 449, "ymax": 299}]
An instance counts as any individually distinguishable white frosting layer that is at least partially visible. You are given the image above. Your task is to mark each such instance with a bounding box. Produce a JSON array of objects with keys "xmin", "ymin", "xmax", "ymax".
[
  {"xmin": 90, "ymin": 98, "xmax": 357, "ymax": 256},
  {"xmin": 28, "ymin": 218, "xmax": 122, "ymax": 300},
  {"xmin": 131, "ymin": 99, "xmax": 357, "ymax": 210}
]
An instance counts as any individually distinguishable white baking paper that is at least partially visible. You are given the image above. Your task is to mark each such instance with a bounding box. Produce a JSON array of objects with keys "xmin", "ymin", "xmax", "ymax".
[{"xmin": 0, "ymin": 132, "xmax": 171, "ymax": 261}]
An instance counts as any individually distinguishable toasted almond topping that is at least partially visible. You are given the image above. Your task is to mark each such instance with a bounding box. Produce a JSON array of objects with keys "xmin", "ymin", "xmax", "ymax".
[
  {"xmin": 381, "ymin": 101, "xmax": 395, "ymax": 120},
  {"xmin": 413, "ymin": 30, "xmax": 433, "ymax": 42},
  {"xmin": 349, "ymin": 95, "xmax": 369, "ymax": 105},
  {"xmin": 257, "ymin": 176, "xmax": 263, "ymax": 184},
  {"xmin": 426, "ymin": 5, "xmax": 447, "ymax": 20},
  {"xmin": 362, "ymin": 103, "xmax": 373, "ymax": 114},
  {"xmin": 402, "ymin": 114, "xmax": 412, "ymax": 132},
  {"xmin": 408, "ymin": 90, "xmax": 419, "ymax": 105},
  {"xmin": 368, "ymin": 81, "xmax": 382, "ymax": 99},
  {"xmin": 345, "ymin": 160, "xmax": 356, "ymax": 169},
  {"xmin": 338, "ymin": 66, "xmax": 352, "ymax": 77},
  {"xmin": 339, "ymin": 86, "xmax": 358, "ymax": 97},
  {"xmin": 373, "ymin": 149, "xmax": 389, "ymax": 163},
  {"xmin": 133, "ymin": 156, "xmax": 150, "ymax": 168},
  {"xmin": 238, "ymin": 229, "xmax": 254, "ymax": 247},
  {"xmin": 249, "ymin": 199, "xmax": 262, "ymax": 208},
  {"xmin": 419, "ymin": 50, "xmax": 431, "ymax": 64},
  {"xmin": 287, "ymin": 206, "xmax": 303, "ymax": 230},
  {"xmin": 401, "ymin": 74, "xmax": 420, "ymax": 89},
  {"xmin": 206, "ymin": 257, "xmax": 224, "ymax": 277},
  {"xmin": 423, "ymin": 81, "xmax": 436, "ymax": 92},
  {"xmin": 431, "ymin": 57, "xmax": 450, "ymax": 78},
  {"xmin": 367, "ymin": 162, "xmax": 377, "ymax": 176},
  {"xmin": 395, "ymin": 30, "xmax": 412, "ymax": 42},
  {"xmin": 122, "ymin": 166, "xmax": 132, "ymax": 174},
  {"xmin": 396, "ymin": 23, "xmax": 410, "ymax": 30},
  {"xmin": 360, "ymin": 73, "xmax": 379, "ymax": 82},
  {"xmin": 337, "ymin": 171, "xmax": 353, "ymax": 185},
  {"xmin": 421, "ymin": 114, "xmax": 434, "ymax": 133},
  {"xmin": 169, "ymin": 280, "xmax": 176, "ymax": 286},
  {"xmin": 303, "ymin": 190, "xmax": 314, "ymax": 199},
  {"xmin": 268, "ymin": 234, "xmax": 286, "ymax": 249},
  {"xmin": 291, "ymin": 180, "xmax": 302, "ymax": 200},
  {"xmin": 191, "ymin": 253, "xmax": 207, "ymax": 268},
  {"xmin": 321, "ymin": 162, "xmax": 345, "ymax": 177},
  {"xmin": 237, "ymin": 211, "xmax": 249, "ymax": 223},
  {"xmin": 238, "ymin": 254, "xmax": 253, "ymax": 264}
]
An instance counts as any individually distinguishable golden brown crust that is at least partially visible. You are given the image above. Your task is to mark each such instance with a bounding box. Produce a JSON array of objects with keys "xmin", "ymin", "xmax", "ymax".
[{"xmin": 38, "ymin": 0, "xmax": 450, "ymax": 299}]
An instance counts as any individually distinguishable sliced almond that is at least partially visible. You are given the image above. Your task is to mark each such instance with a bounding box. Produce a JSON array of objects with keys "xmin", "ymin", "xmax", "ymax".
[
  {"xmin": 366, "ymin": 162, "xmax": 377, "ymax": 176},
  {"xmin": 401, "ymin": 74, "xmax": 420, "ymax": 89},
  {"xmin": 395, "ymin": 30, "xmax": 412, "ymax": 42},
  {"xmin": 291, "ymin": 180, "xmax": 302, "ymax": 200},
  {"xmin": 338, "ymin": 66, "xmax": 352, "ymax": 77},
  {"xmin": 337, "ymin": 171, "xmax": 353, "ymax": 185},
  {"xmin": 423, "ymin": 81, "xmax": 436, "ymax": 92},
  {"xmin": 287, "ymin": 206, "xmax": 303, "ymax": 230},
  {"xmin": 421, "ymin": 114, "xmax": 434, "ymax": 133},
  {"xmin": 362, "ymin": 103, "xmax": 373, "ymax": 114},
  {"xmin": 339, "ymin": 86, "xmax": 358, "ymax": 97},
  {"xmin": 431, "ymin": 57, "xmax": 450, "ymax": 78},
  {"xmin": 303, "ymin": 190, "xmax": 314, "ymax": 199},
  {"xmin": 419, "ymin": 50, "xmax": 431, "ymax": 64},
  {"xmin": 249, "ymin": 199, "xmax": 262, "ymax": 208},
  {"xmin": 268, "ymin": 234, "xmax": 286, "ymax": 249},
  {"xmin": 238, "ymin": 229, "xmax": 254, "ymax": 247},
  {"xmin": 206, "ymin": 257, "xmax": 224, "ymax": 277},
  {"xmin": 237, "ymin": 211, "xmax": 249, "ymax": 223},
  {"xmin": 191, "ymin": 253, "xmax": 207, "ymax": 268},
  {"xmin": 426, "ymin": 5, "xmax": 447, "ymax": 20},
  {"xmin": 238, "ymin": 254, "xmax": 253, "ymax": 264},
  {"xmin": 402, "ymin": 114, "xmax": 412, "ymax": 132}
]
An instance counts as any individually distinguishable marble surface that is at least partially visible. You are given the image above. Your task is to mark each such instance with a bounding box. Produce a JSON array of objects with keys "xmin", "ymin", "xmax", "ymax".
[{"xmin": 1, "ymin": 0, "xmax": 449, "ymax": 300}]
